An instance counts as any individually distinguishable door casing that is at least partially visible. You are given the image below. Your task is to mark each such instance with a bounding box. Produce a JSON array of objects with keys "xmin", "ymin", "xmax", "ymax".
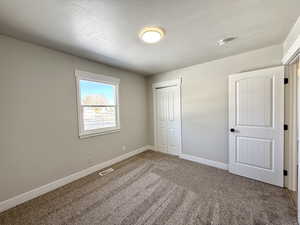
[{"xmin": 282, "ymin": 34, "xmax": 300, "ymax": 224}]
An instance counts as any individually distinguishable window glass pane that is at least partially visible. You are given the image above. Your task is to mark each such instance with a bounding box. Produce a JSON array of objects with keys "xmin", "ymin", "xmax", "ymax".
[
  {"xmin": 80, "ymin": 80, "xmax": 115, "ymax": 105},
  {"xmin": 83, "ymin": 106, "xmax": 116, "ymax": 131}
]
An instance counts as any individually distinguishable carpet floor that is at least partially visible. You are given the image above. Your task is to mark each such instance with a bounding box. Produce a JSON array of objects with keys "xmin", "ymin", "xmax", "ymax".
[{"xmin": 0, "ymin": 150, "xmax": 297, "ymax": 225}]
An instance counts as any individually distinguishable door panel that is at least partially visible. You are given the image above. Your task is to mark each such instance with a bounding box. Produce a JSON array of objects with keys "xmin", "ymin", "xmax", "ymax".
[
  {"xmin": 229, "ymin": 66, "xmax": 284, "ymax": 187},
  {"xmin": 236, "ymin": 76, "xmax": 273, "ymax": 127},
  {"xmin": 236, "ymin": 137, "xmax": 273, "ymax": 170},
  {"xmin": 157, "ymin": 89, "xmax": 168, "ymax": 153},
  {"xmin": 155, "ymin": 85, "xmax": 181, "ymax": 155}
]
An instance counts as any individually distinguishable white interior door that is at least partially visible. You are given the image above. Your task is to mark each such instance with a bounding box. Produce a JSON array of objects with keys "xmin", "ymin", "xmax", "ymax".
[
  {"xmin": 154, "ymin": 82, "xmax": 181, "ymax": 155},
  {"xmin": 229, "ymin": 66, "xmax": 284, "ymax": 187}
]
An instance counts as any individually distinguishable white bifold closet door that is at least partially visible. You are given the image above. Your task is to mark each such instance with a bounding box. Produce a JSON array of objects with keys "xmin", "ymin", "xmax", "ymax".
[
  {"xmin": 155, "ymin": 86, "xmax": 181, "ymax": 155},
  {"xmin": 229, "ymin": 66, "xmax": 284, "ymax": 187}
]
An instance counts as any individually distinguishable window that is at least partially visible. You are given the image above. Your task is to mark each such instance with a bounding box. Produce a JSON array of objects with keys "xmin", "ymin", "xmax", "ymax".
[{"xmin": 75, "ymin": 70, "xmax": 120, "ymax": 138}]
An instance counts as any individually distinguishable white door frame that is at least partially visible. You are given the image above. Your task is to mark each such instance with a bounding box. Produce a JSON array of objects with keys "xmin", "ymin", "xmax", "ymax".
[
  {"xmin": 282, "ymin": 35, "xmax": 300, "ymax": 224},
  {"xmin": 152, "ymin": 78, "xmax": 182, "ymax": 155},
  {"xmin": 285, "ymin": 57, "xmax": 299, "ymax": 191}
]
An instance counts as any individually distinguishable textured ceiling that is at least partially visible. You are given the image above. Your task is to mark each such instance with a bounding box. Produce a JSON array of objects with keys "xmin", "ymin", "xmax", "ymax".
[{"xmin": 0, "ymin": 0, "xmax": 299, "ymax": 75}]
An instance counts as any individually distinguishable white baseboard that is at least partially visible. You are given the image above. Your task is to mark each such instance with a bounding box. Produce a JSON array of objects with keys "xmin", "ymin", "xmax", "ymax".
[
  {"xmin": 180, "ymin": 153, "xmax": 228, "ymax": 170},
  {"xmin": 146, "ymin": 145, "xmax": 155, "ymax": 151},
  {"xmin": 0, "ymin": 146, "xmax": 148, "ymax": 213}
]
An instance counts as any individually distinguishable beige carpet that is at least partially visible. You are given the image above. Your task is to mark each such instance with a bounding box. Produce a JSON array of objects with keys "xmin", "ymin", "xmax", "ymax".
[{"xmin": 0, "ymin": 150, "xmax": 297, "ymax": 225}]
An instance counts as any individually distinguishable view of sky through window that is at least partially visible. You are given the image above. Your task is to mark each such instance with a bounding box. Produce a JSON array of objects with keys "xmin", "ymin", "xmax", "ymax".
[{"xmin": 80, "ymin": 80, "xmax": 115, "ymax": 105}]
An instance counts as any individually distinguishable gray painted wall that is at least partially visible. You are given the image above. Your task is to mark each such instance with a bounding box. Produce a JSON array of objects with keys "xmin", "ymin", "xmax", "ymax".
[
  {"xmin": 0, "ymin": 35, "xmax": 148, "ymax": 202},
  {"xmin": 147, "ymin": 45, "xmax": 283, "ymax": 164}
]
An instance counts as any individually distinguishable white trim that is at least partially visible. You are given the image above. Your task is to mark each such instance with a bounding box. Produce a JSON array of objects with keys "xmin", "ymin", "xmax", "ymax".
[
  {"xmin": 296, "ymin": 55, "xmax": 300, "ymax": 225},
  {"xmin": 75, "ymin": 70, "xmax": 120, "ymax": 138},
  {"xmin": 282, "ymin": 35, "xmax": 300, "ymax": 64},
  {"xmin": 178, "ymin": 80, "xmax": 182, "ymax": 155},
  {"xmin": 146, "ymin": 145, "xmax": 156, "ymax": 151},
  {"xmin": 180, "ymin": 153, "xmax": 228, "ymax": 170},
  {"xmin": 79, "ymin": 129, "xmax": 120, "ymax": 139},
  {"xmin": 0, "ymin": 146, "xmax": 149, "ymax": 213},
  {"xmin": 285, "ymin": 60, "xmax": 299, "ymax": 191},
  {"xmin": 152, "ymin": 78, "xmax": 182, "ymax": 155},
  {"xmin": 75, "ymin": 70, "xmax": 120, "ymax": 84},
  {"xmin": 152, "ymin": 79, "xmax": 181, "ymax": 89}
]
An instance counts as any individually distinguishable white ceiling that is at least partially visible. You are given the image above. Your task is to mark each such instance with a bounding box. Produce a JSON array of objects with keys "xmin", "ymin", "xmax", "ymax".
[{"xmin": 0, "ymin": 0, "xmax": 299, "ymax": 75}]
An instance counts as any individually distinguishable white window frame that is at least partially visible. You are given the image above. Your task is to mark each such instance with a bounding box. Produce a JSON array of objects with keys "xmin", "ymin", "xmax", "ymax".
[{"xmin": 75, "ymin": 70, "xmax": 120, "ymax": 138}]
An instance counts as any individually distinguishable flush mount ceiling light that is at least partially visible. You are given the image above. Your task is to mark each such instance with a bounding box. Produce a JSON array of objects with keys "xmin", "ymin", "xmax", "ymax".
[
  {"xmin": 139, "ymin": 27, "xmax": 165, "ymax": 44},
  {"xmin": 217, "ymin": 37, "xmax": 237, "ymax": 46}
]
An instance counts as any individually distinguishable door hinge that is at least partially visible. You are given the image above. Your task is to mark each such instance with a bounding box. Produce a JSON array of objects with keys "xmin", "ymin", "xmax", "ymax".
[
  {"xmin": 283, "ymin": 170, "xmax": 288, "ymax": 176},
  {"xmin": 284, "ymin": 78, "xmax": 288, "ymax": 84},
  {"xmin": 284, "ymin": 124, "xmax": 288, "ymax": 131}
]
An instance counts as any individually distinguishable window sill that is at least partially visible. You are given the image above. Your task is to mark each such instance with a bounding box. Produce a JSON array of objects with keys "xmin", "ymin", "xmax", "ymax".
[{"xmin": 79, "ymin": 129, "xmax": 120, "ymax": 139}]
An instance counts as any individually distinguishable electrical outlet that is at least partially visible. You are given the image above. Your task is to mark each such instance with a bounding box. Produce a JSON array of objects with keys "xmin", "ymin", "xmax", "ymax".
[{"xmin": 122, "ymin": 145, "xmax": 127, "ymax": 151}]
